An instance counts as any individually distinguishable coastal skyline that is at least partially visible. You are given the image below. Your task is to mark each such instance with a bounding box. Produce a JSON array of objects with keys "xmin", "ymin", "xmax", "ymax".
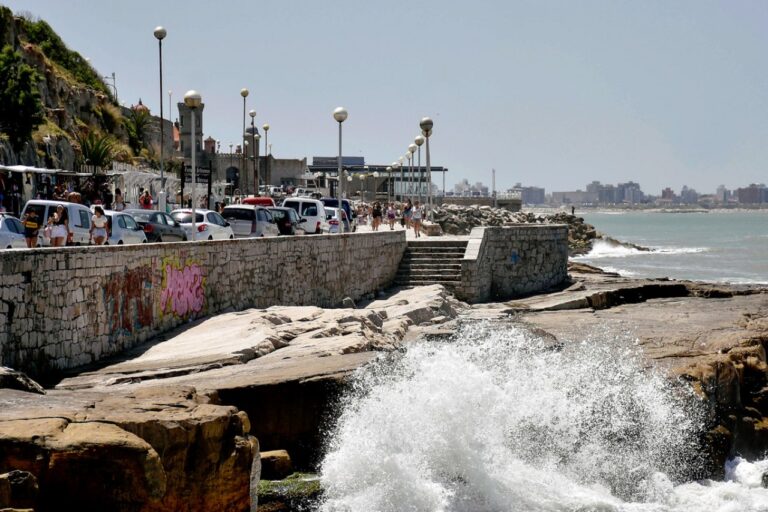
[{"xmin": 5, "ymin": 0, "xmax": 767, "ymax": 193}]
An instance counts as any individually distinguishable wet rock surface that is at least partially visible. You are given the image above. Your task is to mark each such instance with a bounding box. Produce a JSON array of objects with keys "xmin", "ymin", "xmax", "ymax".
[{"xmin": 0, "ymin": 286, "xmax": 465, "ymax": 510}]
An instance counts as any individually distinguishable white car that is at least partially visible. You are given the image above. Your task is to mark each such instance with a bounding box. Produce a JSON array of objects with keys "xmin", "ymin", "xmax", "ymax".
[
  {"xmin": 103, "ymin": 211, "xmax": 147, "ymax": 245},
  {"xmin": 170, "ymin": 209, "xmax": 235, "ymax": 241},
  {"xmin": 21, "ymin": 200, "xmax": 93, "ymax": 246},
  {"xmin": 282, "ymin": 198, "xmax": 327, "ymax": 234},
  {"xmin": 324, "ymin": 207, "xmax": 351, "ymax": 234},
  {"xmin": 0, "ymin": 214, "xmax": 27, "ymax": 249}
]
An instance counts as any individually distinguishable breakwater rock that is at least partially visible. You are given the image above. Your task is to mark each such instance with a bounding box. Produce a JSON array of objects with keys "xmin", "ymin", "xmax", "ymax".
[
  {"xmin": 0, "ymin": 386, "xmax": 257, "ymax": 511},
  {"xmin": 0, "ymin": 285, "xmax": 464, "ymax": 510},
  {"xmin": 432, "ymin": 205, "xmax": 599, "ymax": 254}
]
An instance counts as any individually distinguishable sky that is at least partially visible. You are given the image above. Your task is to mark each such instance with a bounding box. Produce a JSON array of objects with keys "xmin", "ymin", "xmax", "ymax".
[{"xmin": 5, "ymin": 0, "xmax": 767, "ymax": 195}]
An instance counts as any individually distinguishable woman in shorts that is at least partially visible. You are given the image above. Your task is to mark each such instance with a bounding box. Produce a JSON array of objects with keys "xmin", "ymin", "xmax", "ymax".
[
  {"xmin": 371, "ymin": 202, "xmax": 382, "ymax": 231},
  {"xmin": 21, "ymin": 209, "xmax": 41, "ymax": 248},
  {"xmin": 48, "ymin": 204, "xmax": 68, "ymax": 247},
  {"xmin": 412, "ymin": 201, "xmax": 423, "ymax": 238},
  {"xmin": 89, "ymin": 205, "xmax": 109, "ymax": 245}
]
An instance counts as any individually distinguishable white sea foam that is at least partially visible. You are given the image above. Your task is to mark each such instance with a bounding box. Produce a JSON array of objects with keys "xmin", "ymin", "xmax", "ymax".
[
  {"xmin": 575, "ymin": 240, "xmax": 707, "ymax": 260},
  {"xmin": 317, "ymin": 323, "xmax": 767, "ymax": 512}
]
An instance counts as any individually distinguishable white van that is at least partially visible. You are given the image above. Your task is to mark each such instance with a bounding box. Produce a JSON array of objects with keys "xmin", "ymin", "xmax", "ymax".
[
  {"xmin": 281, "ymin": 198, "xmax": 327, "ymax": 234},
  {"xmin": 20, "ymin": 200, "xmax": 93, "ymax": 246}
]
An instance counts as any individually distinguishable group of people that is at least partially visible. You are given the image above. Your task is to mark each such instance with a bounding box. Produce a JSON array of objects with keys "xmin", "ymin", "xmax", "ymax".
[
  {"xmin": 20, "ymin": 204, "xmax": 110, "ymax": 248},
  {"xmin": 368, "ymin": 199, "xmax": 424, "ymax": 237}
]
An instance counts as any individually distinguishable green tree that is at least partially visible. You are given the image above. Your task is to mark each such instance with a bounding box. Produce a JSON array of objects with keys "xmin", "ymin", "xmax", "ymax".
[
  {"xmin": 124, "ymin": 108, "xmax": 150, "ymax": 155},
  {"xmin": 0, "ymin": 45, "xmax": 43, "ymax": 150},
  {"xmin": 76, "ymin": 130, "xmax": 115, "ymax": 168}
]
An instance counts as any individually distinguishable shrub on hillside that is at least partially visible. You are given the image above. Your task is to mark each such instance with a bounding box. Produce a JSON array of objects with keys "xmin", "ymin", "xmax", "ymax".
[{"xmin": 0, "ymin": 44, "xmax": 43, "ymax": 150}]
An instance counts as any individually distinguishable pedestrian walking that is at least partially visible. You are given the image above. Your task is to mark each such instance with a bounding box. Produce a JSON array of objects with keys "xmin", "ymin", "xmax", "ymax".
[
  {"xmin": 386, "ymin": 203, "xmax": 396, "ymax": 230},
  {"xmin": 89, "ymin": 205, "xmax": 109, "ymax": 245},
  {"xmin": 412, "ymin": 200, "xmax": 423, "ymax": 238},
  {"xmin": 372, "ymin": 202, "xmax": 382, "ymax": 231},
  {"xmin": 48, "ymin": 204, "xmax": 68, "ymax": 247},
  {"xmin": 114, "ymin": 188, "xmax": 126, "ymax": 211},
  {"xmin": 21, "ymin": 209, "xmax": 41, "ymax": 248},
  {"xmin": 140, "ymin": 190, "xmax": 153, "ymax": 209}
]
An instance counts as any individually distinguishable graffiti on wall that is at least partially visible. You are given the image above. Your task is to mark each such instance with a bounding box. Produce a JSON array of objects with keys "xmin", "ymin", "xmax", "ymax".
[
  {"xmin": 160, "ymin": 256, "xmax": 205, "ymax": 318},
  {"xmin": 104, "ymin": 266, "xmax": 154, "ymax": 336}
]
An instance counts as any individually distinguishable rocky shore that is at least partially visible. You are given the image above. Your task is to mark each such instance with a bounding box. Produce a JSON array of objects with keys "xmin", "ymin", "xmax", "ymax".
[
  {"xmin": 432, "ymin": 204, "xmax": 602, "ymax": 254},
  {"xmin": 0, "ymin": 271, "xmax": 766, "ymax": 510}
]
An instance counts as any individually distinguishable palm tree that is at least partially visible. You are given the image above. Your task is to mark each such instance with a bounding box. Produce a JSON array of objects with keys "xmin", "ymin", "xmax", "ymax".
[{"xmin": 76, "ymin": 130, "xmax": 115, "ymax": 168}]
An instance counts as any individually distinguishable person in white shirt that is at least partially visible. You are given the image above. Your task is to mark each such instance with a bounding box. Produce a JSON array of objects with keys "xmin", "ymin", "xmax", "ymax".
[
  {"xmin": 412, "ymin": 201, "xmax": 423, "ymax": 238},
  {"xmin": 90, "ymin": 205, "xmax": 109, "ymax": 245}
]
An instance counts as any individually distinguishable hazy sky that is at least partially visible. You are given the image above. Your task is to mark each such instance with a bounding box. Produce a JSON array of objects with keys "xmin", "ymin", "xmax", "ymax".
[{"xmin": 5, "ymin": 1, "xmax": 767, "ymax": 194}]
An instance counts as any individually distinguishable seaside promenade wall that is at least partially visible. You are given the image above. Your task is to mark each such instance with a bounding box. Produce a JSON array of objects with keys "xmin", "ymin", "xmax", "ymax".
[
  {"xmin": 455, "ymin": 225, "xmax": 569, "ymax": 302},
  {"xmin": 0, "ymin": 231, "xmax": 405, "ymax": 378}
]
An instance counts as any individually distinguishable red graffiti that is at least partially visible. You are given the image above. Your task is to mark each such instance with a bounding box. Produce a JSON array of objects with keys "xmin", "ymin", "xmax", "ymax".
[
  {"xmin": 160, "ymin": 263, "xmax": 205, "ymax": 317},
  {"xmin": 104, "ymin": 267, "xmax": 154, "ymax": 335}
]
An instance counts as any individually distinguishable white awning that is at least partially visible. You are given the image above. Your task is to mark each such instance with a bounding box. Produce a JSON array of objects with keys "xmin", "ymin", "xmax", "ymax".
[{"xmin": 0, "ymin": 165, "xmax": 60, "ymax": 174}]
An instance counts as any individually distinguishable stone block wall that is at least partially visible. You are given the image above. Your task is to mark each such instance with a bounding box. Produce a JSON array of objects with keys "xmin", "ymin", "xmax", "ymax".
[
  {"xmin": 0, "ymin": 231, "xmax": 405, "ymax": 377},
  {"xmin": 455, "ymin": 225, "xmax": 569, "ymax": 302}
]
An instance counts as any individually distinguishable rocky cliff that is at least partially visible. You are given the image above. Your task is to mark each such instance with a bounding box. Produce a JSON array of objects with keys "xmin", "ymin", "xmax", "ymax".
[{"xmin": 0, "ymin": 6, "xmax": 168, "ymax": 170}]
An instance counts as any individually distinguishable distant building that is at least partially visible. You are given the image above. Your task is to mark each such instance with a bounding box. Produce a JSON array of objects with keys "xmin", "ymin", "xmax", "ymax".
[
  {"xmin": 737, "ymin": 183, "xmax": 768, "ymax": 204},
  {"xmin": 715, "ymin": 185, "xmax": 729, "ymax": 203},
  {"xmin": 680, "ymin": 185, "xmax": 698, "ymax": 204}
]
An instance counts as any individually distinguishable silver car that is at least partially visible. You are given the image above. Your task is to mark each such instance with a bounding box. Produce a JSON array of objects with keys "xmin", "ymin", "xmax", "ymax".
[
  {"xmin": 0, "ymin": 214, "xmax": 26, "ymax": 249},
  {"xmin": 104, "ymin": 211, "xmax": 148, "ymax": 245},
  {"xmin": 222, "ymin": 205, "xmax": 279, "ymax": 238}
]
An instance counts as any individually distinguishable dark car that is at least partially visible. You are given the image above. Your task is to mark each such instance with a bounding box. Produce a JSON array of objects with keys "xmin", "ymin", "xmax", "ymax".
[
  {"xmin": 123, "ymin": 209, "xmax": 187, "ymax": 242},
  {"xmin": 268, "ymin": 207, "xmax": 306, "ymax": 235}
]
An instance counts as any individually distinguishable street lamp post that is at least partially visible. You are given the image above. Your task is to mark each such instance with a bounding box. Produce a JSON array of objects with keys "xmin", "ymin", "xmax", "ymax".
[
  {"xmin": 398, "ymin": 157, "xmax": 405, "ymax": 201},
  {"xmin": 154, "ymin": 26, "xmax": 167, "ymax": 212},
  {"xmin": 419, "ymin": 117, "xmax": 433, "ymax": 219},
  {"xmin": 408, "ymin": 144, "xmax": 417, "ymax": 199},
  {"xmin": 333, "ymin": 107, "xmax": 348, "ymax": 231},
  {"xmin": 372, "ymin": 170, "xmax": 379, "ymax": 202},
  {"xmin": 414, "ymin": 135, "xmax": 425, "ymax": 204},
  {"xmin": 184, "ymin": 90, "xmax": 202, "ymax": 241},
  {"xmin": 240, "ymin": 88, "xmax": 249, "ymax": 191},
  {"xmin": 263, "ymin": 123, "xmax": 270, "ymax": 188},
  {"xmin": 386, "ymin": 166, "xmax": 392, "ymax": 204},
  {"xmin": 249, "ymin": 109, "xmax": 258, "ymax": 195}
]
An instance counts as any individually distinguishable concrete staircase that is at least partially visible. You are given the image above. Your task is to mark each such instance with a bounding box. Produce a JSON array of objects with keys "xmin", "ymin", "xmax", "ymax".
[{"xmin": 393, "ymin": 240, "xmax": 468, "ymax": 290}]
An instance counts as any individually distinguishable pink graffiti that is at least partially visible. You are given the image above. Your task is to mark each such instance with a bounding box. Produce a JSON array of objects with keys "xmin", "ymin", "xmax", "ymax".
[{"xmin": 161, "ymin": 264, "xmax": 205, "ymax": 317}]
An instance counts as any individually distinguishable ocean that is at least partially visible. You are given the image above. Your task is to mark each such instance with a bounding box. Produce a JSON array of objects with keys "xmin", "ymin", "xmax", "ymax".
[
  {"xmin": 575, "ymin": 210, "xmax": 768, "ymax": 284},
  {"xmin": 319, "ymin": 324, "xmax": 768, "ymax": 511},
  {"xmin": 316, "ymin": 210, "xmax": 768, "ymax": 511}
]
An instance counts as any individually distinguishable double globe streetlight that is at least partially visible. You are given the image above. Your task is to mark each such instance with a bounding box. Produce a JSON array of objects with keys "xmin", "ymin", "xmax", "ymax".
[
  {"xmin": 333, "ymin": 107, "xmax": 348, "ymax": 232},
  {"xmin": 247, "ymin": 110, "xmax": 261, "ymax": 195},
  {"xmin": 419, "ymin": 117, "xmax": 434, "ymax": 217},
  {"xmin": 184, "ymin": 90, "xmax": 202, "ymax": 240}
]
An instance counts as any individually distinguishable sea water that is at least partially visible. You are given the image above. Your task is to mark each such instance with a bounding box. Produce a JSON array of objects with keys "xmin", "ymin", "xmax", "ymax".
[
  {"xmin": 575, "ymin": 210, "xmax": 768, "ymax": 284},
  {"xmin": 319, "ymin": 324, "xmax": 768, "ymax": 511}
]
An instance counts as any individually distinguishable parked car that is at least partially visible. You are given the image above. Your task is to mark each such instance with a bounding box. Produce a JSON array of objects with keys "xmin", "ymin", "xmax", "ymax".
[
  {"xmin": 268, "ymin": 207, "xmax": 306, "ymax": 236},
  {"xmin": 0, "ymin": 214, "xmax": 26, "ymax": 249},
  {"xmin": 170, "ymin": 209, "xmax": 234, "ymax": 241},
  {"xmin": 241, "ymin": 196, "xmax": 276, "ymax": 207},
  {"xmin": 222, "ymin": 205, "xmax": 279, "ymax": 238},
  {"xmin": 103, "ymin": 211, "xmax": 147, "ymax": 245},
  {"xmin": 123, "ymin": 209, "xmax": 187, "ymax": 242},
  {"xmin": 281, "ymin": 198, "xmax": 327, "ymax": 234},
  {"xmin": 21, "ymin": 200, "xmax": 92, "ymax": 246},
  {"xmin": 324, "ymin": 207, "xmax": 352, "ymax": 234},
  {"xmin": 320, "ymin": 198, "xmax": 356, "ymax": 232}
]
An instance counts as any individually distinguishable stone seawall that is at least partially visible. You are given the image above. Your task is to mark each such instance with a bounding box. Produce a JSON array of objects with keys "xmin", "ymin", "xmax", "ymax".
[
  {"xmin": 455, "ymin": 225, "xmax": 569, "ymax": 302},
  {"xmin": 0, "ymin": 231, "xmax": 405, "ymax": 378}
]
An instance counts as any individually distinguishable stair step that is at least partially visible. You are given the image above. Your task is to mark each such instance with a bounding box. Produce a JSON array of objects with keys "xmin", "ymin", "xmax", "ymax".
[
  {"xmin": 396, "ymin": 274, "xmax": 462, "ymax": 282},
  {"xmin": 399, "ymin": 264, "xmax": 462, "ymax": 270}
]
